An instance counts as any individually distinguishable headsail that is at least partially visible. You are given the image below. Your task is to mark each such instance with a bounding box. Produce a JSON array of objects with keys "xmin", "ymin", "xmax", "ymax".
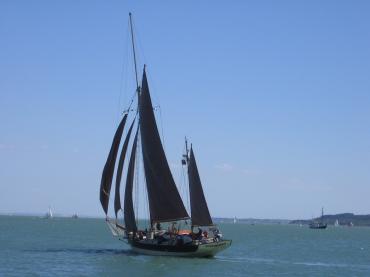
[
  {"xmin": 114, "ymin": 118, "xmax": 136, "ymax": 218},
  {"xmin": 124, "ymin": 128, "xmax": 139, "ymax": 233},
  {"xmin": 139, "ymin": 68, "xmax": 189, "ymax": 222},
  {"xmin": 100, "ymin": 114, "xmax": 128, "ymax": 215},
  {"xmin": 188, "ymin": 146, "xmax": 213, "ymax": 226}
]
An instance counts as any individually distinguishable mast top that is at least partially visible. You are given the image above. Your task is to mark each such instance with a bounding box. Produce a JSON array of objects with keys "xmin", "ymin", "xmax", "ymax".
[{"xmin": 129, "ymin": 12, "xmax": 139, "ymax": 91}]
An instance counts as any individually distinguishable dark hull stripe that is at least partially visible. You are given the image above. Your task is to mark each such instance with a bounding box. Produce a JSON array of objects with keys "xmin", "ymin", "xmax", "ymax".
[
  {"xmin": 131, "ymin": 240, "xmax": 199, "ymax": 253},
  {"xmin": 310, "ymin": 226, "xmax": 327, "ymax": 229}
]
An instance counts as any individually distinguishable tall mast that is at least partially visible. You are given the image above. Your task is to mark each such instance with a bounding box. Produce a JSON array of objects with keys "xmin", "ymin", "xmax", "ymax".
[
  {"xmin": 321, "ymin": 207, "xmax": 324, "ymax": 221},
  {"xmin": 129, "ymin": 12, "xmax": 139, "ymax": 92}
]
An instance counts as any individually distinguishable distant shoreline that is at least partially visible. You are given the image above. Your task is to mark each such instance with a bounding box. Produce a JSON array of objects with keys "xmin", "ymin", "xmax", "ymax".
[
  {"xmin": 1, "ymin": 213, "xmax": 369, "ymax": 226},
  {"xmin": 0, "ymin": 213, "xmax": 290, "ymax": 224},
  {"xmin": 0, "ymin": 213, "xmax": 104, "ymax": 219}
]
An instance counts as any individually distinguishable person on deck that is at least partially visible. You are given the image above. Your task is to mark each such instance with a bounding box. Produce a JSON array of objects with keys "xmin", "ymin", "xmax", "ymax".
[
  {"xmin": 156, "ymin": 222, "xmax": 161, "ymax": 231},
  {"xmin": 196, "ymin": 228, "xmax": 203, "ymax": 240}
]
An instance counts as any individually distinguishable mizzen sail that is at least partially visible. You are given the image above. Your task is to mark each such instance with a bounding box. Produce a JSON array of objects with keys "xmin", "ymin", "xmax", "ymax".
[
  {"xmin": 99, "ymin": 114, "xmax": 128, "ymax": 215},
  {"xmin": 188, "ymin": 146, "xmax": 213, "ymax": 226},
  {"xmin": 114, "ymin": 118, "xmax": 136, "ymax": 218},
  {"xmin": 139, "ymin": 68, "xmax": 189, "ymax": 222}
]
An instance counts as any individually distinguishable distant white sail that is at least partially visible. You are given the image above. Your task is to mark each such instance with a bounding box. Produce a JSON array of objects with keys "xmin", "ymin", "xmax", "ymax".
[{"xmin": 45, "ymin": 206, "xmax": 53, "ymax": 219}]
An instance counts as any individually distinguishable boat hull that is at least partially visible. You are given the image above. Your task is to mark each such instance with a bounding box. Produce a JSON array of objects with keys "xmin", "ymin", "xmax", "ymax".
[
  {"xmin": 130, "ymin": 239, "xmax": 232, "ymax": 257},
  {"xmin": 309, "ymin": 224, "xmax": 327, "ymax": 229}
]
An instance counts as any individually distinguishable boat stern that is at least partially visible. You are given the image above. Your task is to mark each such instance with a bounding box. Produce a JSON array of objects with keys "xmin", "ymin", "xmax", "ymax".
[{"xmin": 195, "ymin": 239, "xmax": 232, "ymax": 257}]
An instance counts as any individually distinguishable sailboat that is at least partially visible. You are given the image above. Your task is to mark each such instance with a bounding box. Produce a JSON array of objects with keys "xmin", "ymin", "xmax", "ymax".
[
  {"xmin": 309, "ymin": 207, "xmax": 327, "ymax": 229},
  {"xmin": 334, "ymin": 219, "xmax": 339, "ymax": 227},
  {"xmin": 44, "ymin": 206, "xmax": 53, "ymax": 219},
  {"xmin": 99, "ymin": 13, "xmax": 231, "ymax": 257}
]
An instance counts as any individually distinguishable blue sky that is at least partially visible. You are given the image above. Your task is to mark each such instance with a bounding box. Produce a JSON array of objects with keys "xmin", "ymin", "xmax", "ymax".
[{"xmin": 1, "ymin": 1, "xmax": 369, "ymax": 219}]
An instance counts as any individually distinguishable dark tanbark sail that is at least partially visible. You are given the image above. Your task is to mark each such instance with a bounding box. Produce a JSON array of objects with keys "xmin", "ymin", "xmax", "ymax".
[
  {"xmin": 188, "ymin": 146, "xmax": 213, "ymax": 226},
  {"xmin": 124, "ymin": 128, "xmax": 139, "ymax": 233},
  {"xmin": 100, "ymin": 114, "xmax": 128, "ymax": 214},
  {"xmin": 114, "ymin": 118, "xmax": 136, "ymax": 218},
  {"xmin": 139, "ymin": 68, "xmax": 189, "ymax": 222}
]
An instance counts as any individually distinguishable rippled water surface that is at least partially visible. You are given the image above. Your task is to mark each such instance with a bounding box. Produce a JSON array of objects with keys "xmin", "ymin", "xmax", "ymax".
[{"xmin": 1, "ymin": 216, "xmax": 369, "ymax": 276}]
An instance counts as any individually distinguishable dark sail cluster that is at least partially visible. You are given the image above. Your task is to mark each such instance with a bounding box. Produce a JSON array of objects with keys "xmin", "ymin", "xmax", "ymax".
[
  {"xmin": 100, "ymin": 67, "xmax": 213, "ymax": 230},
  {"xmin": 114, "ymin": 118, "xmax": 136, "ymax": 217},
  {"xmin": 100, "ymin": 112, "xmax": 138, "ymax": 221},
  {"xmin": 99, "ymin": 114, "xmax": 128, "ymax": 215}
]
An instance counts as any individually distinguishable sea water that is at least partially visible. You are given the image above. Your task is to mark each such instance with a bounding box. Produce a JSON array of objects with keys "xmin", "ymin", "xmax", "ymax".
[{"xmin": 1, "ymin": 216, "xmax": 369, "ymax": 276}]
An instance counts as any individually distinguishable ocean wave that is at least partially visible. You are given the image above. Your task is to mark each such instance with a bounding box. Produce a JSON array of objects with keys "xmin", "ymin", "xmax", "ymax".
[{"xmin": 217, "ymin": 255, "xmax": 370, "ymax": 270}]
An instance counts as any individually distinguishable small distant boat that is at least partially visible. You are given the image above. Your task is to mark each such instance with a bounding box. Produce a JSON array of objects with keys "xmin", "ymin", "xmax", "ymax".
[
  {"xmin": 334, "ymin": 219, "xmax": 339, "ymax": 227},
  {"xmin": 233, "ymin": 216, "xmax": 237, "ymax": 224},
  {"xmin": 72, "ymin": 214, "xmax": 78, "ymax": 219},
  {"xmin": 309, "ymin": 207, "xmax": 327, "ymax": 229},
  {"xmin": 44, "ymin": 206, "xmax": 53, "ymax": 219},
  {"xmin": 348, "ymin": 222, "xmax": 354, "ymax": 227},
  {"xmin": 309, "ymin": 222, "xmax": 327, "ymax": 229}
]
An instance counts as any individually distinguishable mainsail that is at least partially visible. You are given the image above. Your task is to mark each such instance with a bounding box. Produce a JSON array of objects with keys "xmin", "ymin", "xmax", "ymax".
[
  {"xmin": 188, "ymin": 146, "xmax": 213, "ymax": 226},
  {"xmin": 100, "ymin": 114, "xmax": 128, "ymax": 215},
  {"xmin": 124, "ymin": 128, "xmax": 139, "ymax": 233},
  {"xmin": 114, "ymin": 118, "xmax": 136, "ymax": 217},
  {"xmin": 139, "ymin": 68, "xmax": 189, "ymax": 223}
]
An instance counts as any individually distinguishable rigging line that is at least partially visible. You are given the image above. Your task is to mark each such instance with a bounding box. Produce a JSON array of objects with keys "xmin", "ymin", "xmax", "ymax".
[
  {"xmin": 116, "ymin": 18, "xmax": 131, "ymax": 123},
  {"xmin": 123, "ymin": 88, "xmax": 139, "ymax": 114},
  {"xmin": 132, "ymin": 16, "xmax": 147, "ymax": 74},
  {"xmin": 129, "ymin": 12, "xmax": 139, "ymax": 91},
  {"xmin": 157, "ymin": 106, "xmax": 166, "ymax": 151}
]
